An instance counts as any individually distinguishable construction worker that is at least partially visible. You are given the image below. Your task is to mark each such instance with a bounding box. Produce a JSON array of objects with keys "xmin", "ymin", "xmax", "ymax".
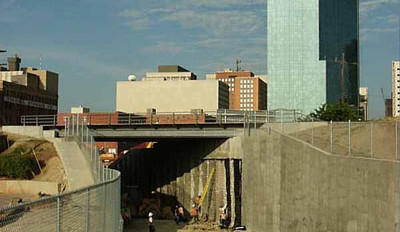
[
  {"xmin": 174, "ymin": 205, "xmax": 181, "ymax": 225},
  {"xmin": 194, "ymin": 195, "xmax": 201, "ymax": 214},
  {"xmin": 148, "ymin": 212, "xmax": 155, "ymax": 232},
  {"xmin": 219, "ymin": 204, "xmax": 228, "ymax": 228},
  {"xmin": 178, "ymin": 204, "xmax": 185, "ymax": 221},
  {"xmin": 190, "ymin": 204, "xmax": 199, "ymax": 224}
]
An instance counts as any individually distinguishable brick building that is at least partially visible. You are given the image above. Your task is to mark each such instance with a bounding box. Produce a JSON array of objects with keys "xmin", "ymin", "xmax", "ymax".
[
  {"xmin": 0, "ymin": 55, "xmax": 58, "ymax": 125},
  {"xmin": 207, "ymin": 69, "xmax": 267, "ymax": 111}
]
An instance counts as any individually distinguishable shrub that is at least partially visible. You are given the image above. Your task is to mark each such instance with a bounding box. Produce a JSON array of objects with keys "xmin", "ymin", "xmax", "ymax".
[{"xmin": 0, "ymin": 153, "xmax": 39, "ymax": 179}]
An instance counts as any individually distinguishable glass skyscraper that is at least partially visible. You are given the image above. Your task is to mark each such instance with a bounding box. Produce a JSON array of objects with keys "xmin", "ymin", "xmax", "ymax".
[{"xmin": 267, "ymin": 0, "xmax": 359, "ymax": 114}]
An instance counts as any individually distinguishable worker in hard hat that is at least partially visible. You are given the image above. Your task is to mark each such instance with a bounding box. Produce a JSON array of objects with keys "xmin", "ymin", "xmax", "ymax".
[
  {"xmin": 148, "ymin": 212, "xmax": 155, "ymax": 232},
  {"xmin": 190, "ymin": 203, "xmax": 199, "ymax": 224},
  {"xmin": 219, "ymin": 204, "xmax": 228, "ymax": 228}
]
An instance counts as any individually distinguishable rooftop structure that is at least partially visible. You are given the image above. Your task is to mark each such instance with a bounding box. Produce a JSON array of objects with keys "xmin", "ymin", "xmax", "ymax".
[{"xmin": 143, "ymin": 65, "xmax": 197, "ymax": 81}]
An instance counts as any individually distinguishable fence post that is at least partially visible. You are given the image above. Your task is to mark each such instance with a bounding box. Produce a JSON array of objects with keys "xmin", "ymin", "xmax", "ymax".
[
  {"xmin": 224, "ymin": 109, "xmax": 227, "ymax": 123},
  {"xmin": 128, "ymin": 114, "xmax": 131, "ymax": 125},
  {"xmin": 254, "ymin": 111, "xmax": 257, "ymax": 129},
  {"xmin": 395, "ymin": 122, "xmax": 399, "ymax": 160},
  {"xmin": 348, "ymin": 120, "xmax": 351, "ymax": 156},
  {"xmin": 64, "ymin": 117, "xmax": 67, "ymax": 138},
  {"xmin": 280, "ymin": 110, "xmax": 283, "ymax": 132},
  {"xmin": 330, "ymin": 120, "xmax": 333, "ymax": 154},
  {"xmin": 370, "ymin": 122, "xmax": 373, "ymax": 157},
  {"xmin": 311, "ymin": 118, "xmax": 314, "ymax": 145},
  {"xmin": 57, "ymin": 196, "xmax": 61, "ymax": 232},
  {"xmin": 81, "ymin": 119, "xmax": 84, "ymax": 145},
  {"xmin": 86, "ymin": 188, "xmax": 90, "ymax": 232},
  {"xmin": 77, "ymin": 114, "xmax": 80, "ymax": 135},
  {"xmin": 53, "ymin": 115, "xmax": 57, "ymax": 126},
  {"xmin": 36, "ymin": 116, "xmax": 39, "ymax": 126},
  {"xmin": 86, "ymin": 121, "xmax": 89, "ymax": 145},
  {"xmin": 103, "ymin": 183, "xmax": 107, "ymax": 230}
]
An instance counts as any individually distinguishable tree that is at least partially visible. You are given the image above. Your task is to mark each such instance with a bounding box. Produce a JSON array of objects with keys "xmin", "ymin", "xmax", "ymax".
[{"xmin": 310, "ymin": 103, "xmax": 359, "ymax": 121}]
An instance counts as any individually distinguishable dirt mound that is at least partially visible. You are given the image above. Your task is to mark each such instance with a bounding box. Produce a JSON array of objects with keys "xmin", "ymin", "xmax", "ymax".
[{"xmin": 0, "ymin": 132, "xmax": 66, "ymax": 186}]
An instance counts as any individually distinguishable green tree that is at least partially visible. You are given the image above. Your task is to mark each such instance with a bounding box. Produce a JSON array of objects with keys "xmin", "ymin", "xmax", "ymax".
[{"xmin": 310, "ymin": 103, "xmax": 359, "ymax": 121}]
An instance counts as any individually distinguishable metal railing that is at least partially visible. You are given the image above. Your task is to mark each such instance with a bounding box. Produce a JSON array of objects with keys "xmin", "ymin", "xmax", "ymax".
[
  {"xmin": 21, "ymin": 109, "xmax": 294, "ymax": 127},
  {"xmin": 0, "ymin": 116, "xmax": 123, "ymax": 231}
]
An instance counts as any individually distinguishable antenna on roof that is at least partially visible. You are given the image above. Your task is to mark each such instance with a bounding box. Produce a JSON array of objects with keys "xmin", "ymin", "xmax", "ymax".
[
  {"xmin": 39, "ymin": 54, "xmax": 42, "ymax": 70},
  {"xmin": 236, "ymin": 59, "xmax": 242, "ymax": 71}
]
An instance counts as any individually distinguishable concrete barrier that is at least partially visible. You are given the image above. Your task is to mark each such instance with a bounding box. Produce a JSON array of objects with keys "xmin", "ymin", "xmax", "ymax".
[
  {"xmin": 1, "ymin": 126, "xmax": 58, "ymax": 142},
  {"xmin": 2, "ymin": 126, "xmax": 44, "ymax": 138},
  {"xmin": 0, "ymin": 180, "xmax": 59, "ymax": 195}
]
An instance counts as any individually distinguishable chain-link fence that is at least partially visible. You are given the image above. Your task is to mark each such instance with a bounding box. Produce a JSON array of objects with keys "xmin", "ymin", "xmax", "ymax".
[
  {"xmin": 260, "ymin": 109, "xmax": 399, "ymax": 161},
  {"xmin": 0, "ymin": 115, "xmax": 123, "ymax": 232},
  {"xmin": 243, "ymin": 115, "xmax": 400, "ymax": 232}
]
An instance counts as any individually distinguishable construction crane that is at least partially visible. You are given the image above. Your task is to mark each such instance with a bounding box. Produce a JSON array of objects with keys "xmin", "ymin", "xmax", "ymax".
[
  {"xmin": 332, "ymin": 53, "xmax": 358, "ymax": 103},
  {"xmin": 381, "ymin": 87, "xmax": 386, "ymax": 104}
]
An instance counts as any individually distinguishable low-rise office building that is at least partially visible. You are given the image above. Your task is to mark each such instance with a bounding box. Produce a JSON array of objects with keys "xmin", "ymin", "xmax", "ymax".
[
  {"xmin": 0, "ymin": 55, "xmax": 58, "ymax": 125},
  {"xmin": 116, "ymin": 79, "xmax": 228, "ymax": 113}
]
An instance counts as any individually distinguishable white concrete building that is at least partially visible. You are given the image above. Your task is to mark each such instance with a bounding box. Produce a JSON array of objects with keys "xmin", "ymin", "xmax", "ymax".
[
  {"xmin": 116, "ymin": 80, "xmax": 229, "ymax": 113},
  {"xmin": 359, "ymin": 87, "xmax": 368, "ymax": 120},
  {"xmin": 392, "ymin": 61, "xmax": 400, "ymax": 117}
]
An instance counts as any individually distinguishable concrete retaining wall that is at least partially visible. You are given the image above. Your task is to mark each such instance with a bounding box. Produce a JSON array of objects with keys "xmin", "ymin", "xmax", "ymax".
[
  {"xmin": 2, "ymin": 126, "xmax": 44, "ymax": 138},
  {"xmin": 2, "ymin": 126, "xmax": 57, "ymax": 142},
  {"xmin": 242, "ymin": 129, "xmax": 399, "ymax": 232},
  {"xmin": 0, "ymin": 180, "xmax": 59, "ymax": 195}
]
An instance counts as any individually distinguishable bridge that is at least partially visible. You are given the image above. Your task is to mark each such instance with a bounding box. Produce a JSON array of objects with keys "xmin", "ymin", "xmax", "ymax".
[{"xmin": 20, "ymin": 110, "xmax": 292, "ymax": 139}]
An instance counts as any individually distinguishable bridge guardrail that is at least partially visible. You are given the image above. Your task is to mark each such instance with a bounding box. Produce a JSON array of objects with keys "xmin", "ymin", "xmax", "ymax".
[{"xmin": 20, "ymin": 109, "xmax": 304, "ymax": 127}]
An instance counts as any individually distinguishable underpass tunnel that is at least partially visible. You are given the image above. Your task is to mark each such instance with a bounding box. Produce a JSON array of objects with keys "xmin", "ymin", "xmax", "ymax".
[{"xmin": 111, "ymin": 138, "xmax": 243, "ymax": 227}]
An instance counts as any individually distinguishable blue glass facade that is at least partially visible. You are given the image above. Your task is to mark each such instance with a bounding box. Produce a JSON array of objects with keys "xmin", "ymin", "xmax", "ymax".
[{"xmin": 267, "ymin": 0, "xmax": 359, "ymax": 114}]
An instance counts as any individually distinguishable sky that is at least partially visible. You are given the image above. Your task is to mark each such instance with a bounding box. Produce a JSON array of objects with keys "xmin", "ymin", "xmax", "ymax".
[{"xmin": 0, "ymin": 0, "xmax": 399, "ymax": 118}]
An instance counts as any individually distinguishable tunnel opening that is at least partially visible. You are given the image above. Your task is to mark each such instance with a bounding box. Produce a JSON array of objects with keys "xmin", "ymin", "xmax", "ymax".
[{"xmin": 111, "ymin": 138, "xmax": 243, "ymax": 226}]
